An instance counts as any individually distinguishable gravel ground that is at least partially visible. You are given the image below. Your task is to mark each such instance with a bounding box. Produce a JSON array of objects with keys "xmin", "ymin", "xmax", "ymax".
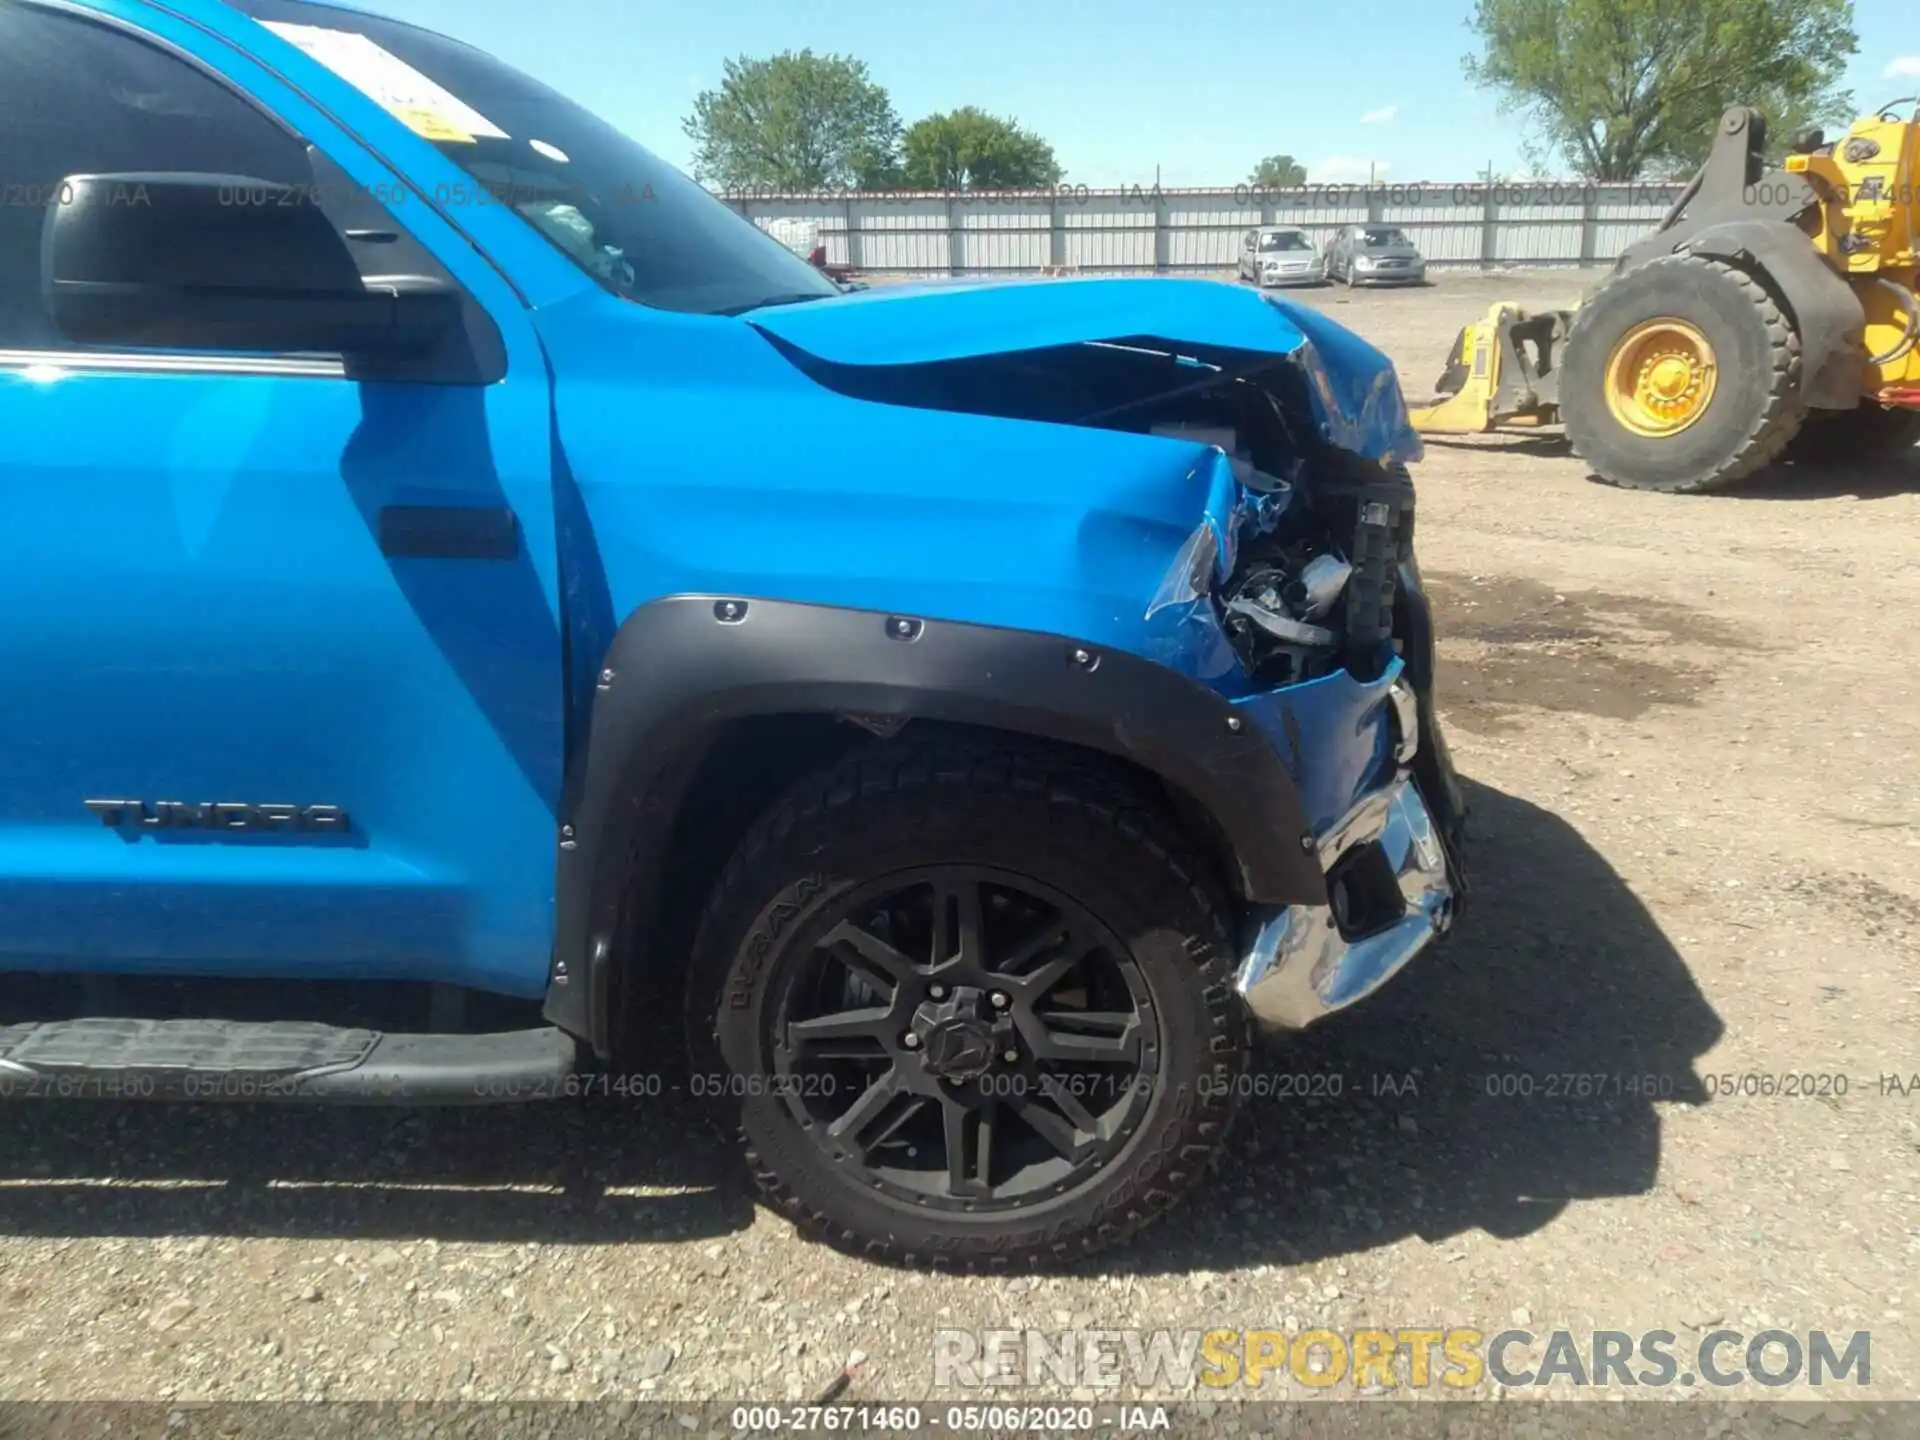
[{"xmin": 2, "ymin": 270, "xmax": 1917, "ymax": 1420}]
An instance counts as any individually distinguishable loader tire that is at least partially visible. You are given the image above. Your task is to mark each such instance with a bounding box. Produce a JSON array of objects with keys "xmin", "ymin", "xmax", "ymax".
[
  {"xmin": 1561, "ymin": 255, "xmax": 1804, "ymax": 494},
  {"xmin": 1784, "ymin": 403, "xmax": 1920, "ymax": 463}
]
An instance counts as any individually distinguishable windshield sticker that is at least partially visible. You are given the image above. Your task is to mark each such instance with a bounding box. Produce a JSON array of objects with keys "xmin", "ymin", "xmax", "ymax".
[{"xmin": 262, "ymin": 22, "xmax": 508, "ymax": 144}]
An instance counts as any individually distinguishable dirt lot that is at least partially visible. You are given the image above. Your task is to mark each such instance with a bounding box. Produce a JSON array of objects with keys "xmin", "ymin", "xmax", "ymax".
[{"xmin": 2, "ymin": 271, "xmax": 1917, "ymax": 1419}]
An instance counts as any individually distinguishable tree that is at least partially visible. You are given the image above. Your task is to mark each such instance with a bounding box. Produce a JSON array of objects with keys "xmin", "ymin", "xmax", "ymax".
[
  {"xmin": 1465, "ymin": 0, "xmax": 1858, "ymax": 180},
  {"xmin": 1248, "ymin": 154, "xmax": 1307, "ymax": 188},
  {"xmin": 846, "ymin": 141, "xmax": 906, "ymax": 190},
  {"xmin": 900, "ymin": 108, "xmax": 1063, "ymax": 189},
  {"xmin": 684, "ymin": 51, "xmax": 901, "ymax": 190}
]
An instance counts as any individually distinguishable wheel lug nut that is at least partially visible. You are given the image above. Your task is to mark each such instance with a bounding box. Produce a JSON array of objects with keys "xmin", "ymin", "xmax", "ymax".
[
  {"xmin": 990, "ymin": 991, "xmax": 1010, "ymax": 1009},
  {"xmin": 928, "ymin": 984, "xmax": 947, "ymax": 1000},
  {"xmin": 902, "ymin": 1032, "xmax": 921, "ymax": 1050}
]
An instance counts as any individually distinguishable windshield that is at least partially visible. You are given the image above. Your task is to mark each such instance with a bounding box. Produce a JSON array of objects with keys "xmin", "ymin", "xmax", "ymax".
[
  {"xmin": 1362, "ymin": 228, "xmax": 1410, "ymax": 248},
  {"xmin": 232, "ymin": 0, "xmax": 840, "ymax": 315},
  {"xmin": 1259, "ymin": 231, "xmax": 1310, "ymax": 252}
]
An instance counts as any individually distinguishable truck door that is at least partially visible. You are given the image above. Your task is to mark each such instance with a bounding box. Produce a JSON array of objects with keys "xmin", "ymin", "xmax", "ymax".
[{"xmin": 0, "ymin": 0, "xmax": 564, "ymax": 995}]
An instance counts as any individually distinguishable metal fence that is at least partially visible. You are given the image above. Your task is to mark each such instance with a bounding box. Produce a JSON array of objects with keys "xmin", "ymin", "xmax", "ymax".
[{"xmin": 718, "ymin": 182, "xmax": 1687, "ymax": 276}]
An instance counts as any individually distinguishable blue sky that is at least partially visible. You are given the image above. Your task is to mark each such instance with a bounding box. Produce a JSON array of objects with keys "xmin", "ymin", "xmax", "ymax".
[{"xmin": 360, "ymin": 0, "xmax": 1916, "ymax": 186}]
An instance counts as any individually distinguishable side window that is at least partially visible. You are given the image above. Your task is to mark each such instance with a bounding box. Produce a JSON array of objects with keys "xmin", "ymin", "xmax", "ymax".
[{"xmin": 0, "ymin": 3, "xmax": 311, "ymax": 350}]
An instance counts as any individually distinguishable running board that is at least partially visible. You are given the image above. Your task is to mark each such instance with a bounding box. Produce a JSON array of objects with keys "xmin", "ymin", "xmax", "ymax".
[{"xmin": 0, "ymin": 1018, "xmax": 576, "ymax": 1104}]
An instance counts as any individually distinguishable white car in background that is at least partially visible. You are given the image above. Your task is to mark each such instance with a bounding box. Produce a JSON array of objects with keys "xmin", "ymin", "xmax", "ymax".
[{"xmin": 1236, "ymin": 225, "xmax": 1326, "ymax": 287}]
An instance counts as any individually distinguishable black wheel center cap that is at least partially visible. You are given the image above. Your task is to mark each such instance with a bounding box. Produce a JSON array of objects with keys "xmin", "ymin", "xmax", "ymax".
[
  {"xmin": 910, "ymin": 986, "xmax": 1010, "ymax": 1081},
  {"xmin": 920, "ymin": 1020, "xmax": 996, "ymax": 1079}
]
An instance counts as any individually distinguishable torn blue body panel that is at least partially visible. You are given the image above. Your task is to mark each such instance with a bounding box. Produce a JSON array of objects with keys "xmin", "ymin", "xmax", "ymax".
[
  {"xmin": 744, "ymin": 277, "xmax": 1423, "ymax": 469},
  {"xmin": 1139, "ymin": 450, "xmax": 1402, "ymax": 830},
  {"xmin": 1140, "ymin": 457, "xmax": 1405, "ymax": 841},
  {"xmin": 1139, "ymin": 446, "xmax": 1290, "ymax": 688},
  {"xmin": 1235, "ymin": 657, "xmax": 1402, "ymax": 836}
]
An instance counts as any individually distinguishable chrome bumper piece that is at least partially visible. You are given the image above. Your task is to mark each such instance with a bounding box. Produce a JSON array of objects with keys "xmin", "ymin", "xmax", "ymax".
[{"xmin": 1234, "ymin": 765, "xmax": 1454, "ymax": 1032}]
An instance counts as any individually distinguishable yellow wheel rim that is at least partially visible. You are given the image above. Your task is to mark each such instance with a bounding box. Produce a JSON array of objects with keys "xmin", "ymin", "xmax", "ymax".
[{"xmin": 1604, "ymin": 319, "xmax": 1718, "ymax": 437}]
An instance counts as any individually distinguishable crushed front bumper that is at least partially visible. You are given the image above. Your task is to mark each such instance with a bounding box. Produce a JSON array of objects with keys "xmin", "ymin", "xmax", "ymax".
[
  {"xmin": 1235, "ymin": 768, "xmax": 1454, "ymax": 1029},
  {"xmin": 1229, "ymin": 650, "xmax": 1462, "ymax": 1032}
]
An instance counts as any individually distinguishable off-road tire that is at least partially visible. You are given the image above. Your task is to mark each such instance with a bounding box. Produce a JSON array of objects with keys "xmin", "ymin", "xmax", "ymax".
[
  {"xmin": 1783, "ymin": 402, "xmax": 1920, "ymax": 464},
  {"xmin": 1562, "ymin": 255, "xmax": 1804, "ymax": 494},
  {"xmin": 683, "ymin": 734, "xmax": 1249, "ymax": 1268}
]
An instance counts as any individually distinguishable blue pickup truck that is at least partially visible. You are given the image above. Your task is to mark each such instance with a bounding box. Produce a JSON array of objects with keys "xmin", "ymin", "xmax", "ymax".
[{"xmin": 0, "ymin": 0, "xmax": 1464, "ymax": 1263}]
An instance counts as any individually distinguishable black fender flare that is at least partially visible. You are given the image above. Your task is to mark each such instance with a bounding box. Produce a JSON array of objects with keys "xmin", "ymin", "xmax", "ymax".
[
  {"xmin": 542, "ymin": 595, "xmax": 1324, "ymax": 1053},
  {"xmin": 1680, "ymin": 220, "xmax": 1868, "ymax": 411}
]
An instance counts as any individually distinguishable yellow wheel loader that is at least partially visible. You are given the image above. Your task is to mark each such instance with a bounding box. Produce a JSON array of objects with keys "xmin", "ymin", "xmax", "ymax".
[{"xmin": 1409, "ymin": 104, "xmax": 1920, "ymax": 493}]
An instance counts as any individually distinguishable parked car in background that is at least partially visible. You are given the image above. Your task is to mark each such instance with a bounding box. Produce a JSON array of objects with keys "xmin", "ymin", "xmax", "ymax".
[
  {"xmin": 1326, "ymin": 225, "xmax": 1427, "ymax": 286},
  {"xmin": 1237, "ymin": 225, "xmax": 1325, "ymax": 287}
]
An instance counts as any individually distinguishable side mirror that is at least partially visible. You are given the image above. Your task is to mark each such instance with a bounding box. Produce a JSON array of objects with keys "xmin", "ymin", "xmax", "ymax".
[{"xmin": 43, "ymin": 171, "xmax": 459, "ymax": 357}]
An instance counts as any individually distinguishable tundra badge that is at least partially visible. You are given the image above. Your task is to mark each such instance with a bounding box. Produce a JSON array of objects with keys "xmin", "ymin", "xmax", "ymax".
[{"xmin": 83, "ymin": 800, "xmax": 350, "ymax": 832}]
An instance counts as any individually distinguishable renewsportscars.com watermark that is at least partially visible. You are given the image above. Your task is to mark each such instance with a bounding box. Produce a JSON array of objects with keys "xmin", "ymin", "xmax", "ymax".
[{"xmin": 933, "ymin": 1327, "xmax": 1872, "ymax": 1391}]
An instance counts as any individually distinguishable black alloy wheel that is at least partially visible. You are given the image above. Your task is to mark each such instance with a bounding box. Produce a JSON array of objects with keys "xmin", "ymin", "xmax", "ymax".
[
  {"xmin": 684, "ymin": 735, "xmax": 1249, "ymax": 1266},
  {"xmin": 768, "ymin": 867, "xmax": 1160, "ymax": 1211}
]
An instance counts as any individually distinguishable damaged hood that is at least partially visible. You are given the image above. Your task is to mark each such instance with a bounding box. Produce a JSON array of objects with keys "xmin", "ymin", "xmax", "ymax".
[{"xmin": 744, "ymin": 276, "xmax": 1422, "ymax": 466}]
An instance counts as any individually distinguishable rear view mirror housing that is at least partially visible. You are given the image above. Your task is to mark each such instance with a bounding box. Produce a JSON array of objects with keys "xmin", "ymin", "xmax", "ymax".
[{"xmin": 42, "ymin": 170, "xmax": 460, "ymax": 359}]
